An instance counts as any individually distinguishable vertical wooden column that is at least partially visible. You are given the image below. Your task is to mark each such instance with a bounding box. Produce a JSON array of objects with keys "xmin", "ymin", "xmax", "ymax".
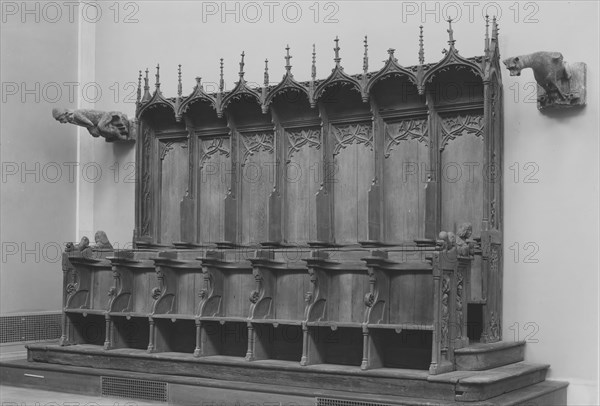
[
  {"xmin": 481, "ymin": 229, "xmax": 502, "ymax": 343},
  {"xmin": 367, "ymin": 99, "xmax": 384, "ymax": 243},
  {"xmin": 59, "ymin": 253, "xmax": 72, "ymax": 346},
  {"xmin": 424, "ymin": 92, "xmax": 440, "ymax": 240},
  {"xmin": 429, "ymin": 249, "xmax": 456, "ymax": 375},
  {"xmin": 103, "ymin": 314, "xmax": 112, "ymax": 350},
  {"xmin": 135, "ymin": 122, "xmax": 156, "ymax": 245},
  {"xmin": 267, "ymin": 108, "xmax": 283, "ymax": 244},
  {"xmin": 223, "ymin": 113, "xmax": 240, "ymax": 245},
  {"xmin": 315, "ymin": 102, "xmax": 333, "ymax": 244},
  {"xmin": 180, "ymin": 120, "xmax": 197, "ymax": 243},
  {"xmin": 456, "ymin": 256, "xmax": 471, "ymax": 348}
]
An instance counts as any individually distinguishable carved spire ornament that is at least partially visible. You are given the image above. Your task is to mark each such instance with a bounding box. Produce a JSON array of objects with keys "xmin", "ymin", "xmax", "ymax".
[
  {"xmin": 333, "ymin": 36, "xmax": 341, "ymax": 67},
  {"xmin": 155, "ymin": 64, "xmax": 161, "ymax": 92},
  {"xmin": 219, "ymin": 58, "xmax": 225, "ymax": 94},
  {"xmin": 239, "ymin": 51, "xmax": 246, "ymax": 79},
  {"xmin": 284, "ymin": 44, "xmax": 292, "ymax": 75},
  {"xmin": 264, "ymin": 59, "xmax": 269, "ymax": 86},
  {"xmin": 447, "ymin": 18, "xmax": 456, "ymax": 47},
  {"xmin": 363, "ymin": 35, "xmax": 369, "ymax": 74},
  {"xmin": 484, "ymin": 15, "xmax": 490, "ymax": 58},
  {"xmin": 177, "ymin": 64, "xmax": 183, "ymax": 98},
  {"xmin": 142, "ymin": 68, "xmax": 151, "ymax": 102},
  {"xmin": 311, "ymin": 43, "xmax": 317, "ymax": 81},
  {"xmin": 419, "ymin": 25, "xmax": 425, "ymax": 65},
  {"xmin": 136, "ymin": 70, "xmax": 142, "ymax": 104}
]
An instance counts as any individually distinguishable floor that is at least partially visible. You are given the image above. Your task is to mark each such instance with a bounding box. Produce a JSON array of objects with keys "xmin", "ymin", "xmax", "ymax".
[{"xmin": 0, "ymin": 385, "xmax": 167, "ymax": 405}]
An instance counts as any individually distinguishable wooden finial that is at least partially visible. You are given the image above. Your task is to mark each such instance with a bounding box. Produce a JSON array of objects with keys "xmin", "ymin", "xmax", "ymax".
[
  {"xmin": 447, "ymin": 18, "xmax": 455, "ymax": 47},
  {"xmin": 387, "ymin": 48, "xmax": 397, "ymax": 63},
  {"xmin": 418, "ymin": 25, "xmax": 425, "ymax": 65},
  {"xmin": 136, "ymin": 70, "xmax": 142, "ymax": 104},
  {"xmin": 142, "ymin": 68, "xmax": 151, "ymax": 101},
  {"xmin": 311, "ymin": 44, "xmax": 317, "ymax": 80},
  {"xmin": 219, "ymin": 58, "xmax": 224, "ymax": 93},
  {"xmin": 285, "ymin": 45, "xmax": 292, "ymax": 74},
  {"xmin": 155, "ymin": 64, "xmax": 160, "ymax": 90},
  {"xmin": 492, "ymin": 16, "xmax": 499, "ymax": 40},
  {"xmin": 363, "ymin": 35, "xmax": 369, "ymax": 73},
  {"xmin": 333, "ymin": 36, "xmax": 341, "ymax": 66},
  {"xmin": 239, "ymin": 51, "xmax": 245, "ymax": 79},
  {"xmin": 264, "ymin": 59, "xmax": 269, "ymax": 87},
  {"xmin": 177, "ymin": 64, "xmax": 182, "ymax": 97}
]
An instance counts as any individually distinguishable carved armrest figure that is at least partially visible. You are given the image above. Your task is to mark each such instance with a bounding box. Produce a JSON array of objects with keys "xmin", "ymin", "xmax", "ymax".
[
  {"xmin": 503, "ymin": 51, "xmax": 586, "ymax": 110},
  {"xmin": 65, "ymin": 236, "xmax": 90, "ymax": 253},
  {"xmin": 93, "ymin": 230, "xmax": 113, "ymax": 250},
  {"xmin": 455, "ymin": 222, "xmax": 475, "ymax": 256},
  {"xmin": 52, "ymin": 108, "xmax": 136, "ymax": 142}
]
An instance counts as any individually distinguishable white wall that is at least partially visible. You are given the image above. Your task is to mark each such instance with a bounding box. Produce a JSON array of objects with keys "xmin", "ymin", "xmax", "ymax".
[
  {"xmin": 0, "ymin": 5, "xmax": 79, "ymax": 313},
  {"xmin": 1, "ymin": 1, "xmax": 597, "ymax": 404}
]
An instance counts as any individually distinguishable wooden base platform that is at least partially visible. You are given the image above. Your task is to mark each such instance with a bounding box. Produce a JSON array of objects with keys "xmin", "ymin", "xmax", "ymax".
[{"xmin": 0, "ymin": 343, "xmax": 568, "ymax": 405}]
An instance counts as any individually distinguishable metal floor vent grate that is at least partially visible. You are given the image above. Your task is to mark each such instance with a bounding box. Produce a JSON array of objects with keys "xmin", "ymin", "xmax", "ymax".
[
  {"xmin": 0, "ymin": 312, "xmax": 61, "ymax": 343},
  {"xmin": 317, "ymin": 398, "xmax": 394, "ymax": 406},
  {"xmin": 101, "ymin": 376, "xmax": 167, "ymax": 402}
]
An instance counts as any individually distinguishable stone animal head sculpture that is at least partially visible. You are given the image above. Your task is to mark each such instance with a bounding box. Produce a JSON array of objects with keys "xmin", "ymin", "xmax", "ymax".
[{"xmin": 503, "ymin": 52, "xmax": 571, "ymax": 102}]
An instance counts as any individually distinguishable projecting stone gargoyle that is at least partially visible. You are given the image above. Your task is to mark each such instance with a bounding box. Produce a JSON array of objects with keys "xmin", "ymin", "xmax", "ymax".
[
  {"xmin": 503, "ymin": 52, "xmax": 571, "ymax": 103},
  {"xmin": 52, "ymin": 108, "xmax": 135, "ymax": 142}
]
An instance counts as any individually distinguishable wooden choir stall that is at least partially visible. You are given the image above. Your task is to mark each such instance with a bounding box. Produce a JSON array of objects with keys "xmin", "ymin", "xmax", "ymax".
[{"xmin": 22, "ymin": 20, "xmax": 568, "ymax": 405}]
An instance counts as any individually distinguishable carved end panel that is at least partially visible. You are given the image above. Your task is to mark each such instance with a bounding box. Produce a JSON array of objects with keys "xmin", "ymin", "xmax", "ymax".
[
  {"xmin": 180, "ymin": 195, "xmax": 196, "ymax": 243},
  {"xmin": 538, "ymin": 62, "xmax": 586, "ymax": 111}
]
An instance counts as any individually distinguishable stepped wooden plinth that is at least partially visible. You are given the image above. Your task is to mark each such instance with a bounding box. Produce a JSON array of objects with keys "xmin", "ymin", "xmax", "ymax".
[{"xmin": 15, "ymin": 343, "xmax": 567, "ymax": 405}]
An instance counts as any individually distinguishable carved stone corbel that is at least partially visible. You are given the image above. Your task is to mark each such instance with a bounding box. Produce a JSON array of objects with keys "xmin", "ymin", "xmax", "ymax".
[
  {"xmin": 503, "ymin": 51, "xmax": 586, "ymax": 110},
  {"xmin": 52, "ymin": 108, "xmax": 136, "ymax": 142}
]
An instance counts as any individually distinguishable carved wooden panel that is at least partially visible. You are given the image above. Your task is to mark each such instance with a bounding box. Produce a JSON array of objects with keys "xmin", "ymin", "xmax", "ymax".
[
  {"xmin": 331, "ymin": 123, "xmax": 374, "ymax": 244},
  {"xmin": 383, "ymin": 119, "xmax": 429, "ymax": 242},
  {"xmin": 389, "ymin": 270, "xmax": 434, "ymax": 326},
  {"xmin": 158, "ymin": 139, "xmax": 188, "ymax": 244},
  {"xmin": 222, "ymin": 270, "xmax": 255, "ymax": 318},
  {"xmin": 284, "ymin": 128, "xmax": 321, "ymax": 243},
  {"xmin": 240, "ymin": 132, "xmax": 275, "ymax": 245},
  {"xmin": 273, "ymin": 271, "xmax": 309, "ymax": 321},
  {"xmin": 439, "ymin": 113, "xmax": 484, "ymax": 237},
  {"xmin": 197, "ymin": 136, "xmax": 231, "ymax": 243}
]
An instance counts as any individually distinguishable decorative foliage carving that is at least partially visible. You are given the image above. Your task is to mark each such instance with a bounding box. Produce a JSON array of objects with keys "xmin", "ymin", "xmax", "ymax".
[
  {"xmin": 159, "ymin": 141, "xmax": 175, "ymax": 160},
  {"xmin": 331, "ymin": 123, "xmax": 373, "ymax": 156},
  {"xmin": 441, "ymin": 273, "xmax": 450, "ymax": 350},
  {"xmin": 456, "ymin": 269, "xmax": 464, "ymax": 340},
  {"xmin": 488, "ymin": 311, "xmax": 500, "ymax": 341},
  {"xmin": 384, "ymin": 118, "xmax": 428, "ymax": 158},
  {"xmin": 141, "ymin": 128, "xmax": 152, "ymax": 237},
  {"xmin": 199, "ymin": 138, "xmax": 230, "ymax": 168},
  {"xmin": 241, "ymin": 132, "xmax": 274, "ymax": 165},
  {"xmin": 151, "ymin": 287, "xmax": 162, "ymax": 300},
  {"xmin": 151, "ymin": 270, "xmax": 166, "ymax": 300},
  {"xmin": 440, "ymin": 114, "xmax": 484, "ymax": 151},
  {"xmin": 441, "ymin": 274, "xmax": 451, "ymax": 350},
  {"xmin": 108, "ymin": 269, "xmax": 121, "ymax": 298},
  {"xmin": 286, "ymin": 128, "xmax": 321, "ymax": 162},
  {"xmin": 198, "ymin": 269, "xmax": 213, "ymax": 300}
]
